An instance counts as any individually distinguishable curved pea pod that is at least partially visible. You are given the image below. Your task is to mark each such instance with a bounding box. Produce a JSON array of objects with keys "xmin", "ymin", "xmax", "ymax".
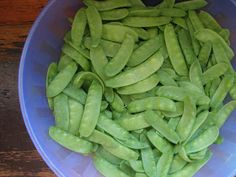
[
  {"xmin": 189, "ymin": 148, "xmax": 208, "ymax": 160},
  {"xmin": 168, "ymin": 151, "xmax": 212, "ymax": 177},
  {"xmin": 84, "ymin": 0, "xmax": 131, "ymax": 11},
  {"xmin": 71, "ymin": 8, "xmax": 87, "ymax": 46},
  {"xmin": 122, "ymin": 16, "xmax": 172, "ymax": 27},
  {"xmin": 213, "ymin": 101, "xmax": 236, "ymax": 128},
  {"xmin": 119, "ymin": 161, "xmax": 135, "ymax": 177},
  {"xmin": 172, "ymin": 17, "xmax": 188, "ymax": 30},
  {"xmin": 201, "ymin": 63, "xmax": 228, "ymax": 85},
  {"xmin": 110, "ymin": 93, "xmax": 125, "ymax": 113},
  {"xmin": 184, "ymin": 125, "xmax": 219, "ymax": 154},
  {"xmin": 100, "ymin": 101, "xmax": 108, "ymax": 112},
  {"xmin": 188, "ymin": 10, "xmax": 204, "ymax": 32},
  {"xmin": 105, "ymin": 51, "xmax": 164, "ymax": 88},
  {"xmin": 100, "ymin": 8, "xmax": 129, "ymax": 21},
  {"xmin": 198, "ymin": 42, "xmax": 212, "ymax": 68},
  {"xmin": 140, "ymin": 134, "xmax": 157, "ymax": 177},
  {"xmin": 177, "ymin": 96, "xmax": 196, "ymax": 142},
  {"xmin": 131, "ymin": 27, "xmax": 150, "ymax": 40},
  {"xmin": 63, "ymin": 85, "xmax": 87, "ymax": 105},
  {"xmin": 195, "ymin": 28, "xmax": 234, "ymax": 60},
  {"xmin": 116, "ymin": 135, "xmax": 149, "ymax": 149},
  {"xmin": 49, "ymin": 126, "xmax": 93, "ymax": 154},
  {"xmin": 73, "ymin": 71, "xmax": 105, "ymax": 91},
  {"xmin": 168, "ymin": 117, "xmax": 181, "ymax": 131},
  {"xmin": 104, "ymin": 88, "xmax": 114, "ymax": 103},
  {"xmin": 53, "ymin": 93, "xmax": 69, "ymax": 131},
  {"xmin": 160, "ymin": 8, "xmax": 187, "ymax": 17},
  {"xmin": 127, "ymin": 35, "xmax": 164, "ymax": 67},
  {"xmin": 62, "ymin": 44, "xmax": 90, "ymax": 71},
  {"xmin": 178, "ymin": 146, "xmax": 192, "ymax": 162},
  {"xmin": 96, "ymin": 147, "xmax": 122, "ymax": 165},
  {"xmin": 156, "ymin": 151, "xmax": 174, "ymax": 177},
  {"xmin": 145, "ymin": 111, "xmax": 180, "ymax": 144},
  {"xmin": 178, "ymin": 29, "xmax": 197, "ymax": 66},
  {"xmin": 178, "ymin": 81, "xmax": 204, "ymax": 95},
  {"xmin": 169, "ymin": 155, "xmax": 187, "ymax": 174},
  {"xmin": 93, "ymin": 155, "xmax": 129, "ymax": 177},
  {"xmin": 210, "ymin": 74, "xmax": 234, "ymax": 108},
  {"xmin": 90, "ymin": 45, "xmax": 108, "ymax": 80},
  {"xmin": 117, "ymin": 74, "xmax": 159, "ymax": 95},
  {"xmin": 88, "ymin": 130, "xmax": 139, "ymax": 160},
  {"xmin": 161, "ymin": 68, "xmax": 178, "ymax": 79},
  {"xmin": 163, "ymin": 102, "xmax": 183, "ymax": 118},
  {"xmin": 116, "ymin": 112, "xmax": 150, "ymax": 131},
  {"xmin": 102, "ymin": 24, "xmax": 139, "ymax": 43},
  {"xmin": 156, "ymin": 86, "xmax": 210, "ymax": 106},
  {"xmin": 128, "ymin": 97, "xmax": 176, "ymax": 113},
  {"xmin": 157, "ymin": 69, "xmax": 178, "ymax": 86},
  {"xmin": 174, "ymin": 0, "xmax": 207, "ymax": 10},
  {"xmin": 79, "ymin": 80, "xmax": 103, "ymax": 137},
  {"xmin": 47, "ymin": 62, "xmax": 77, "ymax": 97},
  {"xmin": 105, "ymin": 34, "xmax": 135, "ymax": 77},
  {"xmin": 129, "ymin": 160, "xmax": 144, "ymax": 173},
  {"xmin": 164, "ymin": 24, "xmax": 188, "ymax": 76},
  {"xmin": 58, "ymin": 55, "xmax": 73, "ymax": 71},
  {"xmin": 147, "ymin": 129, "xmax": 173, "ymax": 153},
  {"xmin": 128, "ymin": 7, "xmax": 160, "ymax": 17}
]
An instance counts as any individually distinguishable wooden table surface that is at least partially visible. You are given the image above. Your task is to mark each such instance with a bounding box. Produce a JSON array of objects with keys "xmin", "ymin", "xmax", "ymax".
[{"xmin": 0, "ymin": 1, "xmax": 55, "ymax": 176}]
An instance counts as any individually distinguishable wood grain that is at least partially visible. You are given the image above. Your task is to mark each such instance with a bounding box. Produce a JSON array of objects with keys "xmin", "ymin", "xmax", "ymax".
[{"xmin": 0, "ymin": 0, "xmax": 55, "ymax": 176}]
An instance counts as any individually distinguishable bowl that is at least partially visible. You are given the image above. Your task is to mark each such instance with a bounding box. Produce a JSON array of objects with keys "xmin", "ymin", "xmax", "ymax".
[{"xmin": 19, "ymin": 0, "xmax": 236, "ymax": 176}]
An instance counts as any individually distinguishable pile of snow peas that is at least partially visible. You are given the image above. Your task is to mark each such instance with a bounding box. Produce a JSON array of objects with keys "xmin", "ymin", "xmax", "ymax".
[{"xmin": 46, "ymin": 0, "xmax": 236, "ymax": 176}]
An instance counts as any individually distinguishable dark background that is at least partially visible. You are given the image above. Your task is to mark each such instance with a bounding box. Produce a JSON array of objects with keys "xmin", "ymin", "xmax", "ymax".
[{"xmin": 0, "ymin": 1, "xmax": 55, "ymax": 176}]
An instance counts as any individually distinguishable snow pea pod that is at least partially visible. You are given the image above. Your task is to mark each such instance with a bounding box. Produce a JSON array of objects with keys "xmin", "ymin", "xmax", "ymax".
[
  {"xmin": 86, "ymin": 5, "xmax": 102, "ymax": 47},
  {"xmin": 105, "ymin": 50, "xmax": 164, "ymax": 88},
  {"xmin": 172, "ymin": 17, "xmax": 188, "ymax": 30},
  {"xmin": 129, "ymin": 160, "xmax": 144, "ymax": 173},
  {"xmin": 198, "ymin": 42, "xmax": 212, "ymax": 68},
  {"xmin": 71, "ymin": 8, "xmax": 87, "ymax": 46},
  {"xmin": 49, "ymin": 126, "xmax": 93, "ymax": 154},
  {"xmin": 117, "ymin": 74, "xmax": 159, "ymax": 95},
  {"xmin": 93, "ymin": 155, "xmax": 129, "ymax": 177},
  {"xmin": 123, "ymin": 16, "xmax": 172, "ymax": 27},
  {"xmin": 127, "ymin": 35, "xmax": 164, "ymax": 67},
  {"xmin": 84, "ymin": 0, "xmax": 131, "ymax": 11},
  {"xmin": 156, "ymin": 151, "xmax": 174, "ymax": 177},
  {"xmin": 128, "ymin": 97, "xmax": 176, "ymax": 113},
  {"xmin": 128, "ymin": 7, "xmax": 160, "ymax": 17},
  {"xmin": 157, "ymin": 69, "xmax": 178, "ymax": 86},
  {"xmin": 100, "ymin": 8, "xmax": 129, "ymax": 21},
  {"xmin": 96, "ymin": 147, "xmax": 122, "ymax": 165},
  {"xmin": 168, "ymin": 117, "xmax": 181, "ymax": 131},
  {"xmin": 189, "ymin": 148, "xmax": 208, "ymax": 160},
  {"xmin": 100, "ymin": 101, "xmax": 108, "ymax": 112},
  {"xmin": 169, "ymin": 155, "xmax": 187, "ymax": 174},
  {"xmin": 110, "ymin": 93, "xmax": 125, "ymax": 113},
  {"xmin": 105, "ymin": 34, "xmax": 135, "ymax": 77},
  {"xmin": 116, "ymin": 135, "xmax": 149, "ymax": 150},
  {"xmin": 129, "ymin": 0, "xmax": 145, "ymax": 7},
  {"xmin": 47, "ymin": 62, "xmax": 77, "ymax": 97},
  {"xmin": 131, "ymin": 27, "xmax": 150, "ymax": 40},
  {"xmin": 177, "ymin": 96, "xmax": 196, "ymax": 142},
  {"xmin": 189, "ymin": 60, "xmax": 204, "ymax": 91},
  {"xmin": 158, "ymin": 0, "xmax": 175, "ymax": 8},
  {"xmin": 160, "ymin": 8, "xmax": 187, "ymax": 17},
  {"xmin": 88, "ymin": 130, "xmax": 139, "ymax": 160},
  {"xmin": 79, "ymin": 80, "xmax": 103, "ymax": 137},
  {"xmin": 174, "ymin": 0, "xmax": 207, "ymax": 10},
  {"xmin": 164, "ymin": 24, "xmax": 188, "ymax": 76},
  {"xmin": 188, "ymin": 10, "xmax": 204, "ymax": 31},
  {"xmin": 58, "ymin": 55, "xmax": 73, "ymax": 71},
  {"xmin": 145, "ymin": 111, "xmax": 180, "ymax": 144},
  {"xmin": 63, "ymin": 85, "xmax": 87, "ymax": 105}
]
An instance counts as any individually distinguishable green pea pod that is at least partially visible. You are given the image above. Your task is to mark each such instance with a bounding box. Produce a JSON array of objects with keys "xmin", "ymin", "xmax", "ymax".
[
  {"xmin": 145, "ymin": 111, "xmax": 180, "ymax": 144},
  {"xmin": 131, "ymin": 27, "xmax": 150, "ymax": 40},
  {"xmin": 212, "ymin": 39, "xmax": 232, "ymax": 64},
  {"xmin": 230, "ymin": 74, "xmax": 236, "ymax": 99},
  {"xmin": 128, "ymin": 7, "xmax": 160, "ymax": 17},
  {"xmin": 47, "ymin": 62, "xmax": 77, "ymax": 97},
  {"xmin": 128, "ymin": 96, "xmax": 176, "ymax": 113},
  {"xmin": 104, "ymin": 88, "xmax": 114, "ymax": 103},
  {"xmin": 177, "ymin": 96, "xmax": 196, "ymax": 142},
  {"xmin": 49, "ymin": 126, "xmax": 93, "ymax": 154},
  {"xmin": 156, "ymin": 151, "xmax": 174, "ymax": 177},
  {"xmin": 90, "ymin": 45, "xmax": 109, "ymax": 80},
  {"xmin": 58, "ymin": 55, "xmax": 73, "ymax": 71},
  {"xmin": 127, "ymin": 35, "xmax": 164, "ymax": 67},
  {"xmin": 188, "ymin": 10, "xmax": 204, "ymax": 32},
  {"xmin": 71, "ymin": 8, "xmax": 87, "ymax": 46},
  {"xmin": 93, "ymin": 155, "xmax": 129, "ymax": 177},
  {"xmin": 116, "ymin": 112, "xmax": 150, "ymax": 131},
  {"xmin": 168, "ymin": 117, "xmax": 181, "ymax": 131},
  {"xmin": 174, "ymin": 0, "xmax": 207, "ymax": 10},
  {"xmin": 189, "ymin": 148, "xmax": 208, "ymax": 160},
  {"xmin": 202, "ymin": 63, "xmax": 229, "ymax": 85},
  {"xmin": 178, "ymin": 146, "xmax": 192, "ymax": 162},
  {"xmin": 102, "ymin": 24, "xmax": 139, "ymax": 43},
  {"xmin": 129, "ymin": 0, "xmax": 145, "ymax": 7},
  {"xmin": 164, "ymin": 24, "xmax": 188, "ymax": 76},
  {"xmin": 160, "ymin": 8, "xmax": 187, "ymax": 17},
  {"xmin": 169, "ymin": 155, "xmax": 187, "ymax": 174},
  {"xmin": 189, "ymin": 60, "xmax": 204, "ymax": 91},
  {"xmin": 123, "ymin": 16, "xmax": 172, "ymax": 27},
  {"xmin": 129, "ymin": 160, "xmax": 144, "ymax": 173},
  {"xmin": 215, "ymin": 135, "xmax": 224, "ymax": 145},
  {"xmin": 83, "ymin": 0, "xmax": 131, "ymax": 11},
  {"xmin": 88, "ymin": 130, "xmax": 139, "ymax": 160},
  {"xmin": 96, "ymin": 147, "xmax": 122, "ymax": 165},
  {"xmin": 140, "ymin": 134, "xmax": 157, "ymax": 177},
  {"xmin": 53, "ymin": 93, "xmax": 70, "ymax": 131},
  {"xmin": 63, "ymin": 85, "xmax": 87, "ymax": 105},
  {"xmin": 105, "ymin": 50, "xmax": 164, "ymax": 88},
  {"xmin": 178, "ymin": 81, "xmax": 204, "ymax": 95},
  {"xmin": 68, "ymin": 98, "xmax": 83, "ymax": 135},
  {"xmin": 119, "ymin": 161, "xmax": 135, "ymax": 177},
  {"xmin": 147, "ymin": 129, "xmax": 173, "ymax": 153},
  {"xmin": 198, "ymin": 42, "xmax": 212, "ymax": 68},
  {"xmin": 79, "ymin": 80, "xmax": 103, "ymax": 137},
  {"xmin": 157, "ymin": 69, "xmax": 178, "ymax": 86},
  {"xmin": 135, "ymin": 173, "xmax": 148, "ymax": 177},
  {"xmin": 116, "ymin": 135, "xmax": 149, "ymax": 149},
  {"xmin": 147, "ymin": 28, "xmax": 159, "ymax": 38},
  {"xmin": 185, "ymin": 125, "xmax": 219, "ymax": 153},
  {"xmin": 86, "ymin": 6, "xmax": 102, "ymax": 47},
  {"xmin": 172, "ymin": 17, "xmax": 188, "ymax": 30},
  {"xmin": 105, "ymin": 34, "xmax": 135, "ymax": 77},
  {"xmin": 178, "ymin": 29, "xmax": 197, "ymax": 66},
  {"xmin": 161, "ymin": 68, "xmax": 178, "ymax": 79},
  {"xmin": 158, "ymin": 0, "xmax": 175, "ymax": 8},
  {"xmin": 110, "ymin": 93, "xmax": 125, "ymax": 113},
  {"xmin": 62, "ymin": 44, "xmax": 90, "ymax": 71},
  {"xmin": 100, "ymin": 8, "xmax": 129, "ymax": 21}
]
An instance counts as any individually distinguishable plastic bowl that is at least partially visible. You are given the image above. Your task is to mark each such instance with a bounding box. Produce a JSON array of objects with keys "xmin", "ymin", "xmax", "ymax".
[{"xmin": 19, "ymin": 0, "xmax": 236, "ymax": 176}]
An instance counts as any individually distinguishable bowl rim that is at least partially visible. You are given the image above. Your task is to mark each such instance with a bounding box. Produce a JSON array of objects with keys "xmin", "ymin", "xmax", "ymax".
[{"xmin": 18, "ymin": 0, "xmax": 64, "ymax": 176}]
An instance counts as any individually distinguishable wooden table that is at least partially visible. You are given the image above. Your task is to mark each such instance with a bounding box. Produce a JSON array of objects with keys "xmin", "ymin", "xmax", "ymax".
[{"xmin": 0, "ymin": 1, "xmax": 55, "ymax": 176}]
